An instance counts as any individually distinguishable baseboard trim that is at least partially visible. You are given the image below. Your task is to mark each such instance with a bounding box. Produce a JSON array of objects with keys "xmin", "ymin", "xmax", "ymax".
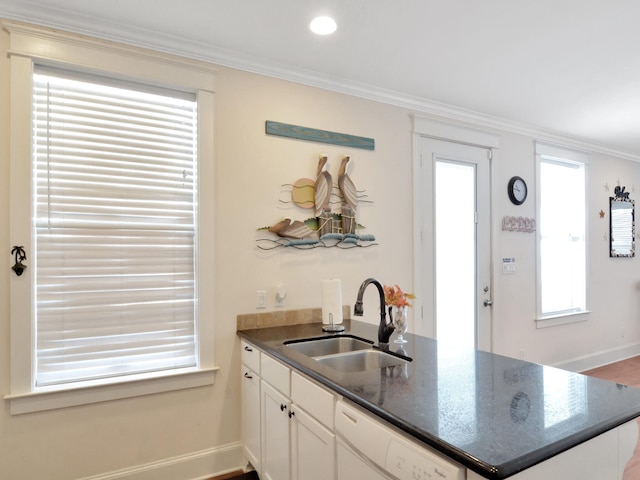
[
  {"xmin": 78, "ymin": 442, "xmax": 244, "ymax": 480},
  {"xmin": 553, "ymin": 343, "xmax": 640, "ymax": 373}
]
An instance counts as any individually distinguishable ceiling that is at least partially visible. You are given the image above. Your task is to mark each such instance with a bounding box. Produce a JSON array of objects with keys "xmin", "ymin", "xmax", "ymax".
[{"xmin": 2, "ymin": 0, "xmax": 640, "ymax": 158}]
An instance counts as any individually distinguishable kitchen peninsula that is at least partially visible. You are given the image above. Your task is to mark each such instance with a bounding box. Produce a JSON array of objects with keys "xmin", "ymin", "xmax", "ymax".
[{"xmin": 238, "ymin": 317, "xmax": 640, "ymax": 479}]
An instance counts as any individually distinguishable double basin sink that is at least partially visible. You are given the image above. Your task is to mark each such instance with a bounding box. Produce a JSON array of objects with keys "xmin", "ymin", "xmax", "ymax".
[{"xmin": 283, "ymin": 335, "xmax": 411, "ymax": 373}]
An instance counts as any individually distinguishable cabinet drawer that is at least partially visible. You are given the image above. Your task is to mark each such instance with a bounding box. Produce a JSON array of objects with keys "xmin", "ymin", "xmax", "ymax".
[
  {"xmin": 261, "ymin": 353, "xmax": 290, "ymax": 396},
  {"xmin": 241, "ymin": 340, "xmax": 261, "ymax": 373},
  {"xmin": 292, "ymin": 371, "xmax": 335, "ymax": 429}
]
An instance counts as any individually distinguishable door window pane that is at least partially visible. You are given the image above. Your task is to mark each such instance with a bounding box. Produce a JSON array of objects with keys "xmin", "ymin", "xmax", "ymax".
[{"xmin": 435, "ymin": 161, "xmax": 476, "ymax": 349}]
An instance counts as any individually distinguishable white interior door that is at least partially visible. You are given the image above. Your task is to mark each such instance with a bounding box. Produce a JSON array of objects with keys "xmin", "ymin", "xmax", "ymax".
[{"xmin": 416, "ymin": 137, "xmax": 492, "ymax": 351}]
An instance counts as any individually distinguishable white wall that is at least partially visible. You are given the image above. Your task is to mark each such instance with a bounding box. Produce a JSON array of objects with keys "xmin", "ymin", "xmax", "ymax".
[
  {"xmin": 493, "ymin": 135, "xmax": 640, "ymax": 368},
  {"xmin": 2, "ymin": 22, "xmax": 640, "ymax": 480},
  {"xmin": 214, "ymin": 68, "xmax": 414, "ymax": 322}
]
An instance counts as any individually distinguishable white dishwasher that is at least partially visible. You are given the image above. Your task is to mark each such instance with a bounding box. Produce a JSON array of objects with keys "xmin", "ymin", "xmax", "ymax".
[{"xmin": 335, "ymin": 399, "xmax": 467, "ymax": 480}]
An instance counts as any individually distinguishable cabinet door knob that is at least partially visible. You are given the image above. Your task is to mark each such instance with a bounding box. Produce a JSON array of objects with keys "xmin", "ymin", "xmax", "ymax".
[
  {"xmin": 288, "ymin": 410, "xmax": 295, "ymax": 419},
  {"xmin": 280, "ymin": 403, "xmax": 287, "ymax": 412},
  {"xmin": 243, "ymin": 372, "xmax": 253, "ymax": 379},
  {"xmin": 244, "ymin": 346, "xmax": 253, "ymax": 352}
]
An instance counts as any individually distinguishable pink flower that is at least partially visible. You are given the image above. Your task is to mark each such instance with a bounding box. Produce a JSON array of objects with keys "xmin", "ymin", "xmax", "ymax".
[{"xmin": 383, "ymin": 284, "xmax": 416, "ymax": 308}]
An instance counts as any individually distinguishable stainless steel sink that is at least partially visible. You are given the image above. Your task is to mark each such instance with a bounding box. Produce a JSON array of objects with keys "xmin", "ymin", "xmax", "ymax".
[
  {"xmin": 284, "ymin": 335, "xmax": 411, "ymax": 372},
  {"xmin": 315, "ymin": 349, "xmax": 410, "ymax": 372},
  {"xmin": 284, "ymin": 336, "xmax": 373, "ymax": 357}
]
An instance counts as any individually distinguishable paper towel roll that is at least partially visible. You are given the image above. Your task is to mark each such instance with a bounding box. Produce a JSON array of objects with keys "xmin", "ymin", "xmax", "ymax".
[{"xmin": 322, "ymin": 279, "xmax": 343, "ymax": 325}]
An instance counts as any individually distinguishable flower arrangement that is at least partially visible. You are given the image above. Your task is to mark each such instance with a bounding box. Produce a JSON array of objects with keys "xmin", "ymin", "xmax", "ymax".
[{"xmin": 383, "ymin": 284, "xmax": 416, "ymax": 308}]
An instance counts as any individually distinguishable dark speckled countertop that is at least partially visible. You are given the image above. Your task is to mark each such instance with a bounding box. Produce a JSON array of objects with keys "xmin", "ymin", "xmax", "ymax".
[{"xmin": 238, "ymin": 319, "xmax": 640, "ymax": 479}]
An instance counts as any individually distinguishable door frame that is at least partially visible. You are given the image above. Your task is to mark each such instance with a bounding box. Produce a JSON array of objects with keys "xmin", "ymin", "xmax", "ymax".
[{"xmin": 411, "ymin": 115, "xmax": 499, "ymax": 350}]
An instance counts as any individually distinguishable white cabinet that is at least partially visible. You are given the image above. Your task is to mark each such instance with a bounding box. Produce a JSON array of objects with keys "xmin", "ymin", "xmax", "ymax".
[
  {"xmin": 292, "ymin": 406, "xmax": 336, "ymax": 480},
  {"xmin": 241, "ymin": 366, "xmax": 261, "ymax": 471},
  {"xmin": 261, "ymin": 381, "xmax": 292, "ymax": 480},
  {"xmin": 261, "ymin": 350, "xmax": 293, "ymax": 480},
  {"xmin": 241, "ymin": 341, "xmax": 336, "ymax": 480},
  {"xmin": 240, "ymin": 341, "xmax": 261, "ymax": 473},
  {"xmin": 291, "ymin": 371, "xmax": 336, "ymax": 480}
]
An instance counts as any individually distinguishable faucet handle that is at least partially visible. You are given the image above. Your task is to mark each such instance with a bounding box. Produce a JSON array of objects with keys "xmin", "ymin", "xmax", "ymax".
[{"xmin": 353, "ymin": 301, "xmax": 364, "ymax": 316}]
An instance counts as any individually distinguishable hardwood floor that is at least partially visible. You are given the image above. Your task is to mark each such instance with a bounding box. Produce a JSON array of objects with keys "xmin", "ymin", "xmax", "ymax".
[
  {"xmin": 584, "ymin": 357, "xmax": 640, "ymax": 387},
  {"xmin": 208, "ymin": 470, "xmax": 258, "ymax": 480},
  {"xmin": 583, "ymin": 357, "xmax": 640, "ymax": 479}
]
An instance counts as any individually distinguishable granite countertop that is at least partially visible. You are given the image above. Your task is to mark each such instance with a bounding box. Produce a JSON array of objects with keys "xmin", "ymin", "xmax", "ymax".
[{"xmin": 238, "ymin": 319, "xmax": 640, "ymax": 479}]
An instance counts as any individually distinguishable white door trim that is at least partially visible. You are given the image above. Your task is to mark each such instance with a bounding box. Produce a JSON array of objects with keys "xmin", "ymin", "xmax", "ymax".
[
  {"xmin": 413, "ymin": 115, "xmax": 500, "ymax": 148},
  {"xmin": 412, "ymin": 116, "xmax": 499, "ymax": 348}
]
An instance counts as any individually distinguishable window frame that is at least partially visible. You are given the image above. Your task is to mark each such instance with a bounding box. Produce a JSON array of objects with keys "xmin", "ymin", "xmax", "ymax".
[
  {"xmin": 6, "ymin": 21, "xmax": 218, "ymax": 414},
  {"xmin": 535, "ymin": 142, "xmax": 590, "ymax": 328}
]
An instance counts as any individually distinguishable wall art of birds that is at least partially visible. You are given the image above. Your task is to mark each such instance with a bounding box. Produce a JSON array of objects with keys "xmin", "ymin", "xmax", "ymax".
[
  {"xmin": 338, "ymin": 155, "xmax": 358, "ymax": 234},
  {"xmin": 338, "ymin": 155, "xmax": 358, "ymax": 211},
  {"xmin": 268, "ymin": 217, "xmax": 316, "ymax": 239},
  {"xmin": 314, "ymin": 154, "xmax": 332, "ymax": 217}
]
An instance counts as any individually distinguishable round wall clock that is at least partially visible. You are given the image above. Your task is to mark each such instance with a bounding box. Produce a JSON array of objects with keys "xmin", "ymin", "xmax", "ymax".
[{"xmin": 508, "ymin": 176, "xmax": 527, "ymax": 205}]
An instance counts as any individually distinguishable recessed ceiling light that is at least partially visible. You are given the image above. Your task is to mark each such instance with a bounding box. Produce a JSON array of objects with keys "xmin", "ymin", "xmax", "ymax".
[{"xmin": 310, "ymin": 16, "xmax": 337, "ymax": 35}]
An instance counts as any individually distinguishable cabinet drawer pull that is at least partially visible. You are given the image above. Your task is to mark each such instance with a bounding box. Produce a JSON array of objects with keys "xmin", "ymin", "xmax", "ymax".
[
  {"xmin": 288, "ymin": 410, "xmax": 295, "ymax": 419},
  {"xmin": 243, "ymin": 372, "xmax": 253, "ymax": 379},
  {"xmin": 244, "ymin": 346, "xmax": 253, "ymax": 352},
  {"xmin": 280, "ymin": 403, "xmax": 287, "ymax": 412}
]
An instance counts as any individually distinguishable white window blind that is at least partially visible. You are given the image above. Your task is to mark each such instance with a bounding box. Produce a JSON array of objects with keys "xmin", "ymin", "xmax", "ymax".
[{"xmin": 33, "ymin": 68, "xmax": 198, "ymax": 387}]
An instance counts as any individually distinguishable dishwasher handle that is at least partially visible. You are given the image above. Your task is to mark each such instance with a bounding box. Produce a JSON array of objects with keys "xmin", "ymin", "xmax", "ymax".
[{"xmin": 335, "ymin": 400, "xmax": 391, "ymax": 471}]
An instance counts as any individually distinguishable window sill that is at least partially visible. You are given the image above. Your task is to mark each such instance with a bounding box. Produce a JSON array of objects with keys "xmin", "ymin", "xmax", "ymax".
[
  {"xmin": 536, "ymin": 310, "xmax": 590, "ymax": 329},
  {"xmin": 4, "ymin": 366, "xmax": 219, "ymax": 415}
]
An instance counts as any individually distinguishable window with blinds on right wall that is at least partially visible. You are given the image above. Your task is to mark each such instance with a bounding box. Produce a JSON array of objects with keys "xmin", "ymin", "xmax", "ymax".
[{"xmin": 535, "ymin": 143, "xmax": 588, "ymax": 328}]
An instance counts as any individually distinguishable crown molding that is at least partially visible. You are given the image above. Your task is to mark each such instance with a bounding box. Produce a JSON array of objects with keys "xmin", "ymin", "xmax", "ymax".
[
  {"xmin": 1, "ymin": 2, "xmax": 640, "ymax": 162},
  {"xmin": 2, "ymin": 20, "xmax": 216, "ymax": 74}
]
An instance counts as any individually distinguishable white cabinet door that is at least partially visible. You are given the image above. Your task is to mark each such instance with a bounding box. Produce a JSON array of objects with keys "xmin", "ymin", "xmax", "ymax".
[
  {"xmin": 261, "ymin": 380, "xmax": 291, "ymax": 480},
  {"xmin": 291, "ymin": 406, "xmax": 336, "ymax": 480},
  {"xmin": 241, "ymin": 366, "xmax": 261, "ymax": 473}
]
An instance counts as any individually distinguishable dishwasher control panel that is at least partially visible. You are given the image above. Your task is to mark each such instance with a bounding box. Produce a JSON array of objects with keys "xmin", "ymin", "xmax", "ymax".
[{"xmin": 387, "ymin": 436, "xmax": 465, "ymax": 480}]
